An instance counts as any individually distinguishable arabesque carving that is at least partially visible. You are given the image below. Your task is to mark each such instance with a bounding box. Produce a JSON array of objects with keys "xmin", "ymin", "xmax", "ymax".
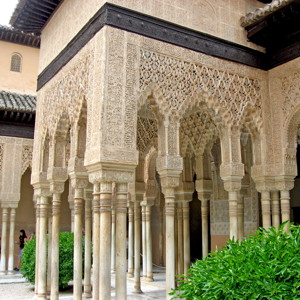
[
  {"xmin": 21, "ymin": 145, "xmax": 33, "ymax": 175},
  {"xmin": 139, "ymin": 49, "xmax": 262, "ymax": 128},
  {"xmin": 40, "ymin": 53, "xmax": 92, "ymax": 142}
]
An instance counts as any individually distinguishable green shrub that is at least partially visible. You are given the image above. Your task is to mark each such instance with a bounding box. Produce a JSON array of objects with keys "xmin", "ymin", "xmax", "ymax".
[
  {"xmin": 171, "ymin": 223, "xmax": 300, "ymax": 299},
  {"xmin": 21, "ymin": 232, "xmax": 85, "ymax": 290}
]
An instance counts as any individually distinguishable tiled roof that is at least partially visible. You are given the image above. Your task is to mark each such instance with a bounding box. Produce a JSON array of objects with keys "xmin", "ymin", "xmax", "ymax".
[
  {"xmin": 0, "ymin": 25, "xmax": 40, "ymax": 48},
  {"xmin": 241, "ymin": 0, "xmax": 294, "ymax": 28},
  {"xmin": 10, "ymin": 0, "xmax": 62, "ymax": 33},
  {"xmin": 0, "ymin": 90, "xmax": 36, "ymax": 113}
]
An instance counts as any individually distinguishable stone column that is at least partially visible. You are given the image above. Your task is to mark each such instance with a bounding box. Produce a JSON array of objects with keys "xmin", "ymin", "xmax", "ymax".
[
  {"xmin": 133, "ymin": 198, "xmax": 142, "ymax": 294},
  {"xmin": 176, "ymin": 202, "xmax": 183, "ymax": 276},
  {"xmin": 99, "ymin": 182, "xmax": 112, "ymax": 300},
  {"xmin": 182, "ymin": 202, "xmax": 190, "ymax": 276},
  {"xmin": 47, "ymin": 211, "xmax": 52, "ymax": 294},
  {"xmin": 127, "ymin": 201, "xmax": 134, "ymax": 278},
  {"xmin": 0, "ymin": 208, "xmax": 8, "ymax": 274},
  {"xmin": 200, "ymin": 199, "xmax": 209, "ymax": 257},
  {"xmin": 237, "ymin": 193, "xmax": 244, "ymax": 240},
  {"xmin": 261, "ymin": 191, "xmax": 271, "ymax": 229},
  {"xmin": 83, "ymin": 190, "xmax": 92, "ymax": 298},
  {"xmin": 8, "ymin": 208, "xmax": 16, "ymax": 274},
  {"xmin": 164, "ymin": 188, "xmax": 176, "ymax": 300},
  {"xmin": 50, "ymin": 193, "xmax": 61, "ymax": 300},
  {"xmin": 37, "ymin": 195, "xmax": 49, "ymax": 300},
  {"xmin": 115, "ymin": 183, "xmax": 128, "ymax": 300},
  {"xmin": 271, "ymin": 191, "xmax": 280, "ymax": 228},
  {"xmin": 276, "ymin": 177, "xmax": 294, "ymax": 230},
  {"xmin": 141, "ymin": 205, "xmax": 147, "ymax": 280},
  {"xmin": 111, "ymin": 206, "xmax": 116, "ymax": 273},
  {"xmin": 145, "ymin": 204, "xmax": 153, "ymax": 281},
  {"xmin": 92, "ymin": 183, "xmax": 100, "ymax": 300},
  {"xmin": 281, "ymin": 190, "xmax": 291, "ymax": 224},
  {"xmin": 35, "ymin": 199, "xmax": 40, "ymax": 296},
  {"xmin": 73, "ymin": 187, "xmax": 84, "ymax": 300}
]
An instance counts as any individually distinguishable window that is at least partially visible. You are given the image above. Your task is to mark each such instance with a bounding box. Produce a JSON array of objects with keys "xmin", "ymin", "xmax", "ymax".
[{"xmin": 10, "ymin": 53, "xmax": 22, "ymax": 72}]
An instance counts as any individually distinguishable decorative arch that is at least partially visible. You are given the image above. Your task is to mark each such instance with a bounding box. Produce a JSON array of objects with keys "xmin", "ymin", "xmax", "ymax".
[
  {"xmin": 281, "ymin": 105, "xmax": 300, "ymax": 175},
  {"xmin": 10, "ymin": 52, "xmax": 22, "ymax": 72},
  {"xmin": 21, "ymin": 146, "xmax": 33, "ymax": 176}
]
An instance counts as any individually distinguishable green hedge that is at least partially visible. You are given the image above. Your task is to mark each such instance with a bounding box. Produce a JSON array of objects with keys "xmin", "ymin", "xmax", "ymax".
[
  {"xmin": 171, "ymin": 223, "xmax": 300, "ymax": 299},
  {"xmin": 21, "ymin": 232, "xmax": 85, "ymax": 290}
]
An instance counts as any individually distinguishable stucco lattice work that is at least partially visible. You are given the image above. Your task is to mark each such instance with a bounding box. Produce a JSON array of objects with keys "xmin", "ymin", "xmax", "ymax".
[
  {"xmin": 41, "ymin": 54, "xmax": 92, "ymax": 141},
  {"xmin": 137, "ymin": 115, "xmax": 158, "ymax": 153},
  {"xmin": 139, "ymin": 49, "xmax": 262, "ymax": 126},
  {"xmin": 21, "ymin": 145, "xmax": 33, "ymax": 175},
  {"xmin": 282, "ymin": 71, "xmax": 300, "ymax": 116}
]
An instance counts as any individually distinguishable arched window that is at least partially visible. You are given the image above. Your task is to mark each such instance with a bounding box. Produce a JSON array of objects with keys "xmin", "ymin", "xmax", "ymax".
[{"xmin": 10, "ymin": 53, "xmax": 22, "ymax": 72}]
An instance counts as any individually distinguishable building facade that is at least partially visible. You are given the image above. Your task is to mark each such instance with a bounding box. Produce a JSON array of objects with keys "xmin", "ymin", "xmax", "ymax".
[{"xmin": 5, "ymin": 0, "xmax": 300, "ymax": 299}]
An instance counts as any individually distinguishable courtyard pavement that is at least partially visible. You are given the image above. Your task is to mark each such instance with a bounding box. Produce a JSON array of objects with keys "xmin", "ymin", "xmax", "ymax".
[{"xmin": 0, "ymin": 266, "xmax": 166, "ymax": 299}]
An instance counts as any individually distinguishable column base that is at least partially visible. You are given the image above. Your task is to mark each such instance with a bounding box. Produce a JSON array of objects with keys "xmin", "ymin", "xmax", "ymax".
[
  {"xmin": 83, "ymin": 292, "xmax": 92, "ymax": 298},
  {"xmin": 0, "ymin": 271, "xmax": 7, "ymax": 275},
  {"xmin": 36, "ymin": 294, "xmax": 47, "ymax": 300},
  {"xmin": 144, "ymin": 276, "xmax": 154, "ymax": 282},
  {"xmin": 127, "ymin": 272, "xmax": 134, "ymax": 278},
  {"xmin": 7, "ymin": 270, "xmax": 14, "ymax": 275},
  {"xmin": 132, "ymin": 288, "xmax": 143, "ymax": 294}
]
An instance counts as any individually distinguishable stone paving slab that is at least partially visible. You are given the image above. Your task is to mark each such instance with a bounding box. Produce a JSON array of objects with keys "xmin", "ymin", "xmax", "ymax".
[{"xmin": 0, "ymin": 267, "xmax": 166, "ymax": 299}]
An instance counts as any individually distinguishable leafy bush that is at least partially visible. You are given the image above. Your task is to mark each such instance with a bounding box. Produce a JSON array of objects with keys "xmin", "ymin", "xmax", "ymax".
[
  {"xmin": 171, "ymin": 223, "xmax": 300, "ymax": 299},
  {"xmin": 21, "ymin": 232, "xmax": 84, "ymax": 290}
]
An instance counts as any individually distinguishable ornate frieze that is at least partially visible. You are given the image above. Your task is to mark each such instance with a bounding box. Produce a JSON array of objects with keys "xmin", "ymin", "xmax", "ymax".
[{"xmin": 139, "ymin": 49, "xmax": 262, "ymax": 127}]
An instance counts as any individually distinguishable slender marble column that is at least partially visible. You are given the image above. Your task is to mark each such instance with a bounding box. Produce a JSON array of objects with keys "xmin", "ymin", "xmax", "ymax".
[
  {"xmin": 145, "ymin": 205, "xmax": 153, "ymax": 281},
  {"xmin": 281, "ymin": 190, "xmax": 291, "ymax": 227},
  {"xmin": 165, "ymin": 189, "xmax": 176, "ymax": 300},
  {"xmin": 133, "ymin": 200, "xmax": 142, "ymax": 294},
  {"xmin": 92, "ymin": 183, "xmax": 100, "ymax": 300},
  {"xmin": 271, "ymin": 191, "xmax": 280, "ymax": 227},
  {"xmin": 8, "ymin": 208, "xmax": 16, "ymax": 274},
  {"xmin": 201, "ymin": 200, "xmax": 209, "ymax": 257},
  {"xmin": 116, "ymin": 183, "xmax": 128, "ymax": 300},
  {"xmin": 111, "ymin": 207, "xmax": 116, "ymax": 273},
  {"xmin": 37, "ymin": 196, "xmax": 49, "ymax": 300},
  {"xmin": 47, "ymin": 211, "xmax": 52, "ymax": 294},
  {"xmin": 0, "ymin": 208, "xmax": 8, "ymax": 274},
  {"xmin": 127, "ymin": 202, "xmax": 134, "ymax": 278},
  {"xmin": 35, "ymin": 200, "xmax": 40, "ymax": 296},
  {"xmin": 74, "ymin": 188, "xmax": 84, "ymax": 300},
  {"xmin": 237, "ymin": 194, "xmax": 244, "ymax": 240},
  {"xmin": 182, "ymin": 202, "xmax": 190, "ymax": 275},
  {"xmin": 50, "ymin": 193, "xmax": 61, "ymax": 300},
  {"xmin": 228, "ymin": 192, "xmax": 238, "ymax": 239},
  {"xmin": 99, "ymin": 182, "xmax": 112, "ymax": 300},
  {"xmin": 141, "ymin": 205, "xmax": 147, "ymax": 279},
  {"xmin": 261, "ymin": 191, "xmax": 271, "ymax": 229},
  {"xmin": 176, "ymin": 203, "xmax": 183, "ymax": 276},
  {"xmin": 83, "ymin": 195, "xmax": 92, "ymax": 298}
]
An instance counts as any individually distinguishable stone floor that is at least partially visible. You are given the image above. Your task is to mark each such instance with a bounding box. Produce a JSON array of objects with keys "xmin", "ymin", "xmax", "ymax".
[{"xmin": 0, "ymin": 267, "xmax": 166, "ymax": 299}]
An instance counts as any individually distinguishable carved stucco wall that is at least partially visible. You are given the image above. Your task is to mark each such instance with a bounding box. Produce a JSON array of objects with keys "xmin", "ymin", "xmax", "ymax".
[
  {"xmin": 268, "ymin": 56, "xmax": 300, "ymax": 176},
  {"xmin": 39, "ymin": 0, "xmax": 263, "ymax": 72},
  {"xmin": 0, "ymin": 136, "xmax": 33, "ymax": 207}
]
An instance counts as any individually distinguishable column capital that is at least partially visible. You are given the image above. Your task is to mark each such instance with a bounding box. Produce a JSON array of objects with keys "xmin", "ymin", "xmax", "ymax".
[
  {"xmin": 47, "ymin": 166, "xmax": 68, "ymax": 183},
  {"xmin": 222, "ymin": 177, "xmax": 243, "ymax": 192},
  {"xmin": 275, "ymin": 176, "xmax": 294, "ymax": 191},
  {"xmin": 87, "ymin": 163, "xmax": 135, "ymax": 184},
  {"xmin": 70, "ymin": 173, "xmax": 89, "ymax": 189},
  {"xmin": 253, "ymin": 176, "xmax": 275, "ymax": 193},
  {"xmin": 220, "ymin": 163, "xmax": 244, "ymax": 179}
]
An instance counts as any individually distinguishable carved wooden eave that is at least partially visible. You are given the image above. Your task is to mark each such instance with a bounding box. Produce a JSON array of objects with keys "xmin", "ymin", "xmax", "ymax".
[
  {"xmin": 0, "ymin": 25, "xmax": 40, "ymax": 48},
  {"xmin": 241, "ymin": 0, "xmax": 300, "ymax": 68},
  {"xmin": 9, "ymin": 0, "xmax": 62, "ymax": 33}
]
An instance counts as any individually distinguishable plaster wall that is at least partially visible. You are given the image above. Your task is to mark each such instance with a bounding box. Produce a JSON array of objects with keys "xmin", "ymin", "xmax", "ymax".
[
  {"xmin": 39, "ymin": 0, "xmax": 264, "ymax": 72},
  {"xmin": 0, "ymin": 136, "xmax": 33, "ymax": 205},
  {"xmin": 0, "ymin": 41, "xmax": 39, "ymax": 94}
]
